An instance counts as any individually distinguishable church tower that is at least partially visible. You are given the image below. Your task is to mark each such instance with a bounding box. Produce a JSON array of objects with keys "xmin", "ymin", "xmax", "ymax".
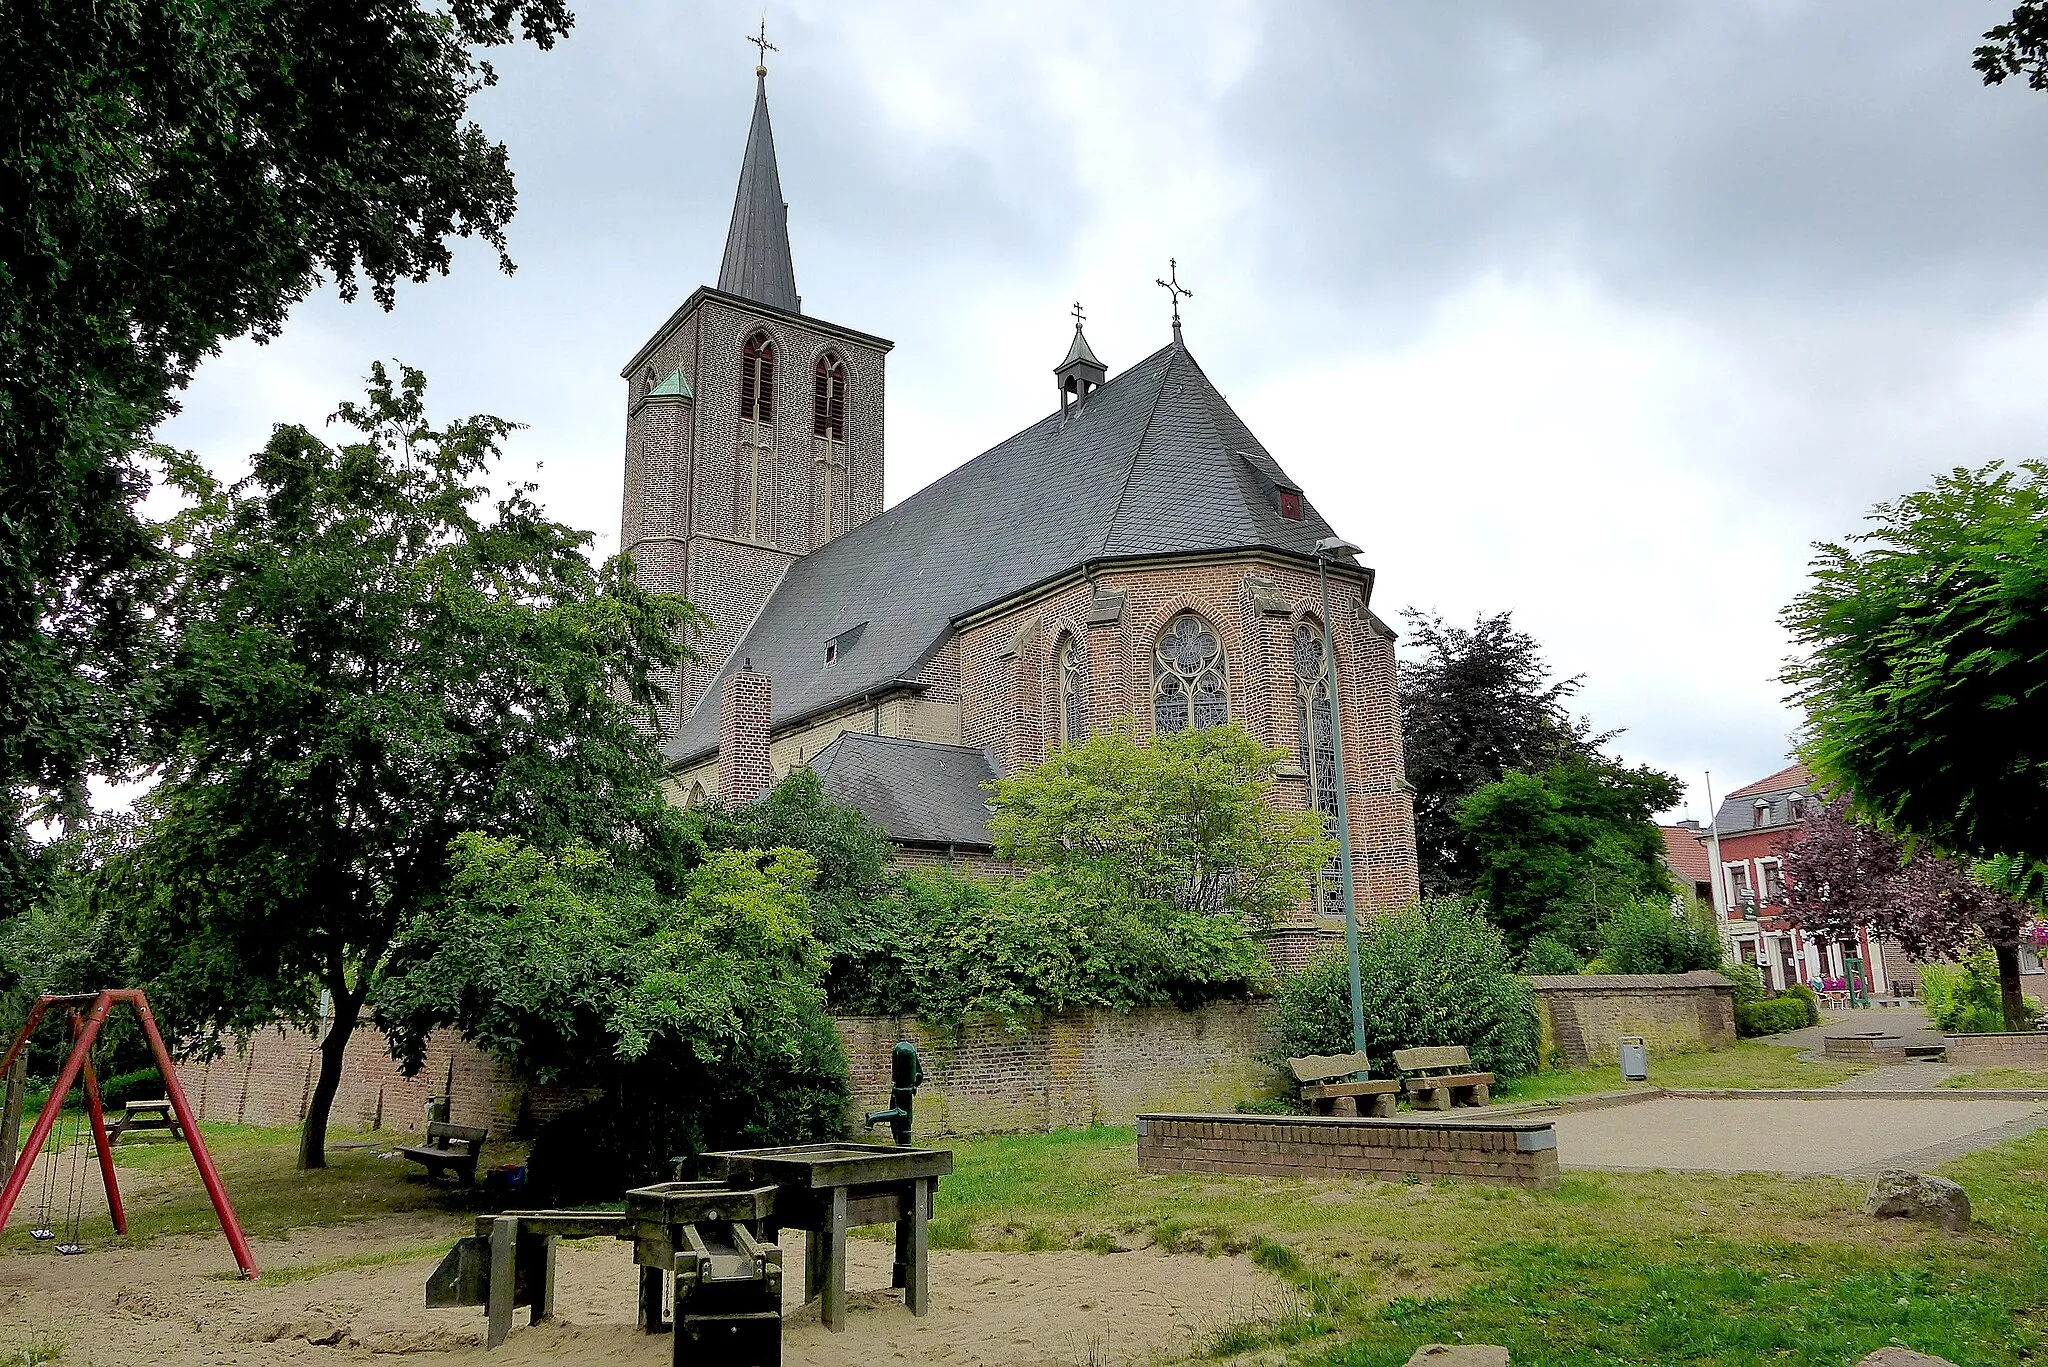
[{"xmin": 618, "ymin": 54, "xmax": 893, "ymax": 732}]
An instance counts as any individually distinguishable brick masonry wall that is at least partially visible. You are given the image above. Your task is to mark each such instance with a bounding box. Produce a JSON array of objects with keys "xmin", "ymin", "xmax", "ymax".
[
  {"xmin": 1136, "ymin": 1113, "xmax": 1561, "ymax": 1191},
  {"xmin": 835, "ymin": 1003, "xmax": 1280, "ymax": 1137},
  {"xmin": 1943, "ymin": 1032, "xmax": 2048, "ymax": 1068},
  {"xmin": 719, "ymin": 668, "xmax": 774, "ymax": 804},
  {"xmin": 1528, "ymin": 973, "xmax": 1737, "ymax": 1067},
  {"xmin": 173, "ymin": 1026, "xmax": 594, "ymax": 1136}
]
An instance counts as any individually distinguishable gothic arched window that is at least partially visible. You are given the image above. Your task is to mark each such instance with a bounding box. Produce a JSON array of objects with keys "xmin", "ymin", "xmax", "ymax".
[
  {"xmin": 811, "ymin": 351, "xmax": 847, "ymax": 543},
  {"xmin": 1294, "ymin": 620, "xmax": 1344, "ymax": 916},
  {"xmin": 1154, "ymin": 613, "xmax": 1227, "ymax": 733},
  {"xmin": 686, "ymin": 781, "xmax": 708, "ymax": 808},
  {"xmin": 1056, "ymin": 633, "xmax": 1086, "ymax": 745},
  {"xmin": 735, "ymin": 331, "xmax": 776, "ymax": 540}
]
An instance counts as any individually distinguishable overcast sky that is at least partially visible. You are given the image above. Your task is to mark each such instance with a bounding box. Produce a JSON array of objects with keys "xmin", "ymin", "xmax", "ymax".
[{"xmin": 155, "ymin": 1, "xmax": 2048, "ymax": 824}]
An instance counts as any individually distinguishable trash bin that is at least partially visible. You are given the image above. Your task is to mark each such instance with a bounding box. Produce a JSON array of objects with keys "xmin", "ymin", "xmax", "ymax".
[{"xmin": 1618, "ymin": 1036, "xmax": 1649, "ymax": 1081}]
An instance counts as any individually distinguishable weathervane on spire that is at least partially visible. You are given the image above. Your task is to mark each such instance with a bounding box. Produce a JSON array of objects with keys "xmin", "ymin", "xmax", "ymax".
[
  {"xmin": 747, "ymin": 14, "xmax": 777, "ymax": 75},
  {"xmin": 1156, "ymin": 258, "xmax": 1192, "ymax": 340}
]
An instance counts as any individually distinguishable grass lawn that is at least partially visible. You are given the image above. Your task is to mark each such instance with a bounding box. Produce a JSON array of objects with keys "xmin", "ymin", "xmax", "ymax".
[
  {"xmin": 1491, "ymin": 1038, "xmax": 1867, "ymax": 1104},
  {"xmin": 1944, "ymin": 1068, "xmax": 2048, "ymax": 1090},
  {"xmin": 928, "ymin": 1123, "xmax": 2048, "ymax": 1366}
]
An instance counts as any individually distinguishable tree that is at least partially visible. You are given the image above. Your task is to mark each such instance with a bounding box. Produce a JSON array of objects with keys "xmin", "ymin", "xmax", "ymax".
[
  {"xmin": 1780, "ymin": 798, "xmax": 2039, "ymax": 1028},
  {"xmin": 378, "ymin": 836, "xmax": 848, "ymax": 1203},
  {"xmin": 691, "ymin": 769, "xmax": 895, "ymax": 943},
  {"xmin": 1397, "ymin": 610, "xmax": 1605, "ymax": 896},
  {"xmin": 115, "ymin": 366, "xmax": 696, "ymax": 1167},
  {"xmin": 1783, "ymin": 462, "xmax": 2048, "ymax": 1025},
  {"xmin": 1, "ymin": 1, "xmax": 572, "ymax": 916},
  {"xmin": 1977, "ymin": 3, "xmax": 2048, "ymax": 89},
  {"xmin": 984, "ymin": 724, "xmax": 1333, "ymax": 927},
  {"xmin": 1455, "ymin": 756, "xmax": 1683, "ymax": 951}
]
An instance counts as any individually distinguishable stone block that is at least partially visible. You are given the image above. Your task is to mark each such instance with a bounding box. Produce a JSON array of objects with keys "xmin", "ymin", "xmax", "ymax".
[
  {"xmin": 1864, "ymin": 1171, "xmax": 1971, "ymax": 1232},
  {"xmin": 1405, "ymin": 1346, "xmax": 1510, "ymax": 1366},
  {"xmin": 1853, "ymin": 1350, "xmax": 1960, "ymax": 1367}
]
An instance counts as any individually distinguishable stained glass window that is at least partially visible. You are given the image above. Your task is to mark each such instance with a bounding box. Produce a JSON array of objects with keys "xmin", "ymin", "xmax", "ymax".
[
  {"xmin": 1154, "ymin": 613, "xmax": 1227, "ymax": 733},
  {"xmin": 1295, "ymin": 621, "xmax": 1344, "ymax": 916},
  {"xmin": 1057, "ymin": 634, "xmax": 1086, "ymax": 744}
]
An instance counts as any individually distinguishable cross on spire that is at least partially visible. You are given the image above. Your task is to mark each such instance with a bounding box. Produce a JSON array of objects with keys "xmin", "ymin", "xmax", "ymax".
[
  {"xmin": 1155, "ymin": 258, "xmax": 1192, "ymax": 340},
  {"xmin": 1071, "ymin": 301, "xmax": 1086, "ymax": 329},
  {"xmin": 747, "ymin": 15, "xmax": 777, "ymax": 74}
]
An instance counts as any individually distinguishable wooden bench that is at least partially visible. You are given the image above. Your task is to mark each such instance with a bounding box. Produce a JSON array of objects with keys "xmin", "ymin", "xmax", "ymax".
[
  {"xmin": 1393, "ymin": 1046, "xmax": 1494, "ymax": 1110},
  {"xmin": 399, "ymin": 1121, "xmax": 488, "ymax": 1186},
  {"xmin": 108, "ymin": 1099, "xmax": 183, "ymax": 1144},
  {"xmin": 1288, "ymin": 1052, "xmax": 1399, "ymax": 1118}
]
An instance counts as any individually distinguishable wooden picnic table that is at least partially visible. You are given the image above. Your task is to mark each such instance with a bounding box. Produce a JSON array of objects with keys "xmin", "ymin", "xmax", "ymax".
[{"xmin": 695, "ymin": 1141, "xmax": 953, "ymax": 1333}]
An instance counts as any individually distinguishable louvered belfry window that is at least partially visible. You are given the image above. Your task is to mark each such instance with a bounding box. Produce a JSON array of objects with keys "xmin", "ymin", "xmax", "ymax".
[
  {"xmin": 1294, "ymin": 621, "xmax": 1344, "ymax": 916},
  {"xmin": 813, "ymin": 353, "xmax": 845, "ymax": 439},
  {"xmin": 811, "ymin": 352, "xmax": 847, "ymax": 543},
  {"xmin": 736, "ymin": 331, "xmax": 776, "ymax": 540},
  {"xmin": 1057, "ymin": 634, "xmax": 1086, "ymax": 744},
  {"xmin": 1154, "ymin": 613, "xmax": 1227, "ymax": 733}
]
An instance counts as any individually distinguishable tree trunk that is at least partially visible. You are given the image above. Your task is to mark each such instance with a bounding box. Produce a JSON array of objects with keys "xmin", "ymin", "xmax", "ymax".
[
  {"xmin": 1994, "ymin": 942, "xmax": 2029, "ymax": 1033},
  {"xmin": 298, "ymin": 988, "xmax": 363, "ymax": 1171}
]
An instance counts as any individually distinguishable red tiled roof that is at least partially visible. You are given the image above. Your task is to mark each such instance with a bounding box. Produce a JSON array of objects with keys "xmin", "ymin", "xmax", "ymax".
[
  {"xmin": 1727, "ymin": 762, "xmax": 1812, "ymax": 800},
  {"xmin": 1659, "ymin": 824, "xmax": 1712, "ymax": 883}
]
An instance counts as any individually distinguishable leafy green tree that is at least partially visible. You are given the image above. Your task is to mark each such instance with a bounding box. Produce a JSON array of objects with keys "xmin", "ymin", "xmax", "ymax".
[
  {"xmin": 984, "ymin": 724, "xmax": 1333, "ymax": 926},
  {"xmin": 1273, "ymin": 898, "xmax": 1539, "ymax": 1081},
  {"xmin": 1977, "ymin": 3, "xmax": 2048, "ymax": 89},
  {"xmin": 1783, "ymin": 461, "xmax": 2048, "ymax": 1023},
  {"xmin": 1455, "ymin": 756, "xmax": 1683, "ymax": 951},
  {"xmin": 1398, "ymin": 610, "xmax": 1605, "ymax": 897},
  {"xmin": 115, "ymin": 366, "xmax": 695, "ymax": 1167},
  {"xmin": 1, "ymin": 1, "xmax": 574, "ymax": 911},
  {"xmin": 692, "ymin": 769, "xmax": 894, "ymax": 943}
]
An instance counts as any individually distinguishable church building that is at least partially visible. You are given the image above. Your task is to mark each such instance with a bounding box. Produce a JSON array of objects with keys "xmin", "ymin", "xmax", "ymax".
[{"xmin": 617, "ymin": 61, "xmax": 1419, "ymax": 964}]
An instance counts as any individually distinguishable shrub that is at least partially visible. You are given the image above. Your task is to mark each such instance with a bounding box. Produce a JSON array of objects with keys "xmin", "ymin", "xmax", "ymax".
[
  {"xmin": 1782, "ymin": 982, "xmax": 1822, "ymax": 1027},
  {"xmin": 1724, "ymin": 962, "xmax": 1767, "ymax": 1008},
  {"xmin": 1272, "ymin": 898, "xmax": 1539, "ymax": 1081},
  {"xmin": 1597, "ymin": 898, "xmax": 1724, "ymax": 974},
  {"xmin": 95, "ymin": 1068, "xmax": 165, "ymax": 1110},
  {"xmin": 1520, "ymin": 935, "xmax": 1583, "ymax": 976},
  {"xmin": 1920, "ymin": 946, "xmax": 2038, "ymax": 1033},
  {"xmin": 825, "ymin": 866, "xmax": 1270, "ymax": 1023},
  {"xmin": 1735, "ymin": 997, "xmax": 1808, "ymax": 1037}
]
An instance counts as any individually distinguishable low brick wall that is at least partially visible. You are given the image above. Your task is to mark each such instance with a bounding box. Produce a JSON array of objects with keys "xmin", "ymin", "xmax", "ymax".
[
  {"xmin": 177, "ymin": 1001, "xmax": 1280, "ymax": 1141},
  {"xmin": 1944, "ymin": 1032, "xmax": 2048, "ymax": 1068},
  {"xmin": 1136, "ymin": 1113, "xmax": 1561, "ymax": 1191},
  {"xmin": 838, "ymin": 1003, "xmax": 1279, "ymax": 1137},
  {"xmin": 1528, "ymin": 972, "xmax": 1736, "ymax": 1067}
]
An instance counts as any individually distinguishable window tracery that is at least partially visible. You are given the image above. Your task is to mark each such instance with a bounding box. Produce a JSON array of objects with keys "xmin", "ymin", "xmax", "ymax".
[
  {"xmin": 1056, "ymin": 634, "xmax": 1086, "ymax": 744},
  {"xmin": 1294, "ymin": 620, "xmax": 1344, "ymax": 916},
  {"xmin": 811, "ymin": 352, "xmax": 846, "ymax": 542},
  {"xmin": 735, "ymin": 331, "xmax": 776, "ymax": 540},
  {"xmin": 1154, "ymin": 613, "xmax": 1227, "ymax": 733}
]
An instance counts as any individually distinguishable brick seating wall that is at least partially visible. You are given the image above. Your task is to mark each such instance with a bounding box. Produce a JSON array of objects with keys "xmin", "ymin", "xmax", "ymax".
[
  {"xmin": 1944, "ymin": 1032, "xmax": 2048, "ymax": 1068},
  {"xmin": 1136, "ymin": 1113, "xmax": 1562, "ymax": 1191}
]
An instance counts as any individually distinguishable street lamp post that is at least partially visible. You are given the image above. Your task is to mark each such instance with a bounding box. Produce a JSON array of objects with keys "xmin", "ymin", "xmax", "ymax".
[{"xmin": 1314, "ymin": 536, "xmax": 1368, "ymax": 1056}]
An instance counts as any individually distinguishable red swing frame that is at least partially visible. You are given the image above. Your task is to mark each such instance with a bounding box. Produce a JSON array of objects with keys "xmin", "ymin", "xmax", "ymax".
[{"xmin": 0, "ymin": 989, "xmax": 258, "ymax": 1278}]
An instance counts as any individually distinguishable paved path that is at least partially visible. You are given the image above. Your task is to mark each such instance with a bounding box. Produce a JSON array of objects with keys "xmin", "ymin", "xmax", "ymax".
[
  {"xmin": 1550, "ymin": 1096, "xmax": 2048, "ymax": 1175},
  {"xmin": 1772, "ymin": 1006, "xmax": 1945, "ymax": 1054}
]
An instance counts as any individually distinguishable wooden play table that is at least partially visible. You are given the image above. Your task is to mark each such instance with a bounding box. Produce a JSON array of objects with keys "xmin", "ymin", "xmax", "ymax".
[{"xmin": 695, "ymin": 1141, "xmax": 953, "ymax": 1332}]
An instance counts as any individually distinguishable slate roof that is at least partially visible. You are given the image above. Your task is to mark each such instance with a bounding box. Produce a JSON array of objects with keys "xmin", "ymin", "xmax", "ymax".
[
  {"xmin": 666, "ymin": 338, "xmax": 1347, "ymax": 762},
  {"xmin": 1713, "ymin": 762, "xmax": 1816, "ymax": 835},
  {"xmin": 717, "ymin": 74, "xmax": 801, "ymax": 314},
  {"xmin": 808, "ymin": 734, "xmax": 997, "ymax": 847}
]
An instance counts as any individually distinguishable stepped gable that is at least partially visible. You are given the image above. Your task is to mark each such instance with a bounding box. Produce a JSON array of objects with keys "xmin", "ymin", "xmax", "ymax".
[{"xmin": 666, "ymin": 338, "xmax": 1341, "ymax": 762}]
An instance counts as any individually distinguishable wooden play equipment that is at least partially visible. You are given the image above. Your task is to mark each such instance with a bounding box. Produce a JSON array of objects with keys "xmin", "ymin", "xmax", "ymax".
[{"xmin": 0, "ymin": 990, "xmax": 258, "ymax": 1278}]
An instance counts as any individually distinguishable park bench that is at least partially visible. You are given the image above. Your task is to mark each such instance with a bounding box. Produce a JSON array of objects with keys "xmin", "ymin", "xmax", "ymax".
[
  {"xmin": 1288, "ymin": 1052, "xmax": 1399, "ymax": 1118},
  {"xmin": 1393, "ymin": 1046, "xmax": 1494, "ymax": 1111},
  {"xmin": 107, "ymin": 1099, "xmax": 183, "ymax": 1144},
  {"xmin": 399, "ymin": 1121, "xmax": 488, "ymax": 1186}
]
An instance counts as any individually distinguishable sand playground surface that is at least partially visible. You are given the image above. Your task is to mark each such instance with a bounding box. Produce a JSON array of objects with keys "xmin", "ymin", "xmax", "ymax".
[{"xmin": 2, "ymin": 1210, "xmax": 1280, "ymax": 1366}]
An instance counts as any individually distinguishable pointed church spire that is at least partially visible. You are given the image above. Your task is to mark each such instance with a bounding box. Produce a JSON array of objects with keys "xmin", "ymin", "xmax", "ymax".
[{"xmin": 718, "ymin": 42, "xmax": 801, "ymax": 315}]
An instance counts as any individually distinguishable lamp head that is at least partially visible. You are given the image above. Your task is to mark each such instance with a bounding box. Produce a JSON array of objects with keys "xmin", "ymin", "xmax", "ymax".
[{"xmin": 1313, "ymin": 537, "xmax": 1362, "ymax": 560}]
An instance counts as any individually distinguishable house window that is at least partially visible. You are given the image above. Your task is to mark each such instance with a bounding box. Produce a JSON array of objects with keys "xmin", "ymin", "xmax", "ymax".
[
  {"xmin": 1154, "ymin": 613, "xmax": 1227, "ymax": 733},
  {"xmin": 1726, "ymin": 863, "xmax": 1752, "ymax": 917},
  {"xmin": 1056, "ymin": 634, "xmax": 1086, "ymax": 744},
  {"xmin": 1277, "ymin": 489, "xmax": 1302, "ymax": 520},
  {"xmin": 1761, "ymin": 859, "xmax": 1785, "ymax": 903},
  {"xmin": 1294, "ymin": 621, "xmax": 1342, "ymax": 916},
  {"xmin": 735, "ymin": 331, "xmax": 776, "ymax": 540},
  {"xmin": 1787, "ymin": 794, "xmax": 1806, "ymax": 821},
  {"xmin": 2019, "ymin": 945, "xmax": 2043, "ymax": 975},
  {"xmin": 1753, "ymin": 799, "xmax": 1772, "ymax": 829}
]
